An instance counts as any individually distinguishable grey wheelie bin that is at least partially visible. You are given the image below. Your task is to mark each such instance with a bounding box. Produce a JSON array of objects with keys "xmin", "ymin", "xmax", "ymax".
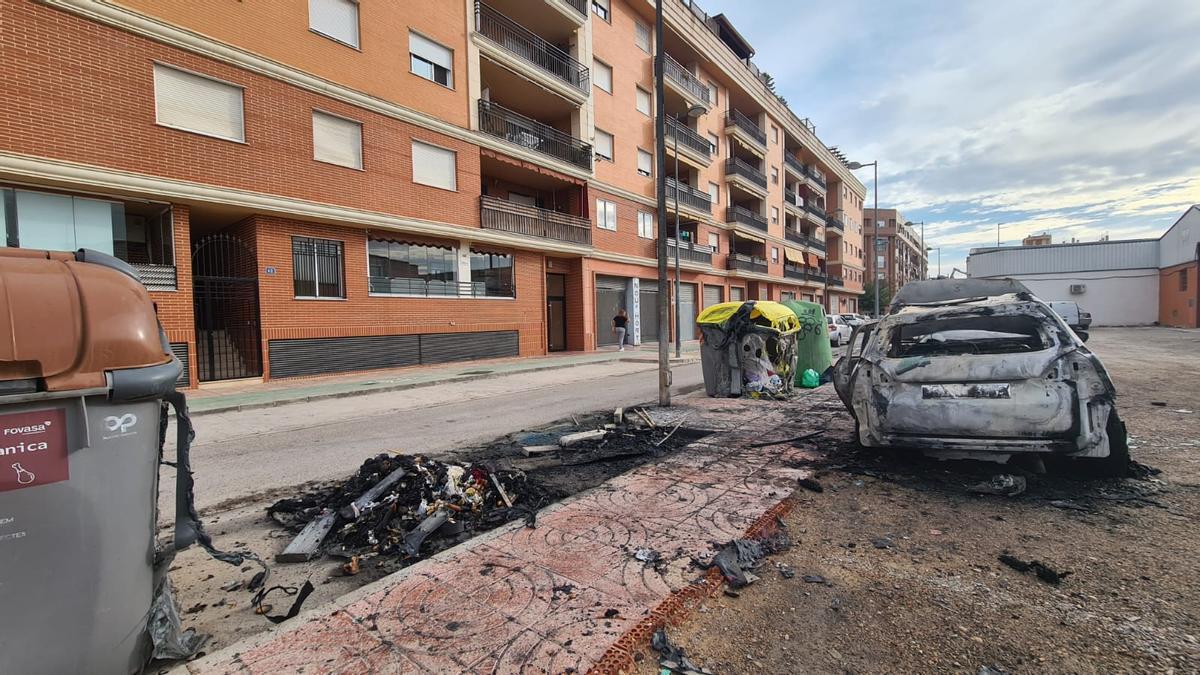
[{"xmin": 0, "ymin": 249, "xmax": 227, "ymax": 674}]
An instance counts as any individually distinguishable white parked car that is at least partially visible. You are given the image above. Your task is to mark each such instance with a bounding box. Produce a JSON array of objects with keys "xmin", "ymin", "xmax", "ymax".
[
  {"xmin": 833, "ymin": 279, "xmax": 1126, "ymax": 473},
  {"xmin": 827, "ymin": 314, "xmax": 852, "ymax": 346},
  {"xmin": 837, "ymin": 313, "xmax": 867, "ymax": 327}
]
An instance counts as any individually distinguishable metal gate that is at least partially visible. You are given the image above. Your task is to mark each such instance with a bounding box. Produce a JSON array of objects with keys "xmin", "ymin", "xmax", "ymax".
[{"xmin": 192, "ymin": 233, "xmax": 262, "ymax": 381}]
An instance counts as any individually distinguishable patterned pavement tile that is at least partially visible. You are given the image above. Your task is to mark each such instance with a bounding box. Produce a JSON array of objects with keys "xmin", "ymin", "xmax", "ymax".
[{"xmin": 342, "ymin": 573, "xmax": 525, "ymax": 673}]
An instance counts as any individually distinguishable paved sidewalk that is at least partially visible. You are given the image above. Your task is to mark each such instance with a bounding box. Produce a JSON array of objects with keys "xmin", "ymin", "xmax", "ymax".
[
  {"xmin": 184, "ymin": 394, "xmax": 820, "ymax": 674},
  {"xmin": 186, "ymin": 343, "xmax": 700, "ymax": 415}
]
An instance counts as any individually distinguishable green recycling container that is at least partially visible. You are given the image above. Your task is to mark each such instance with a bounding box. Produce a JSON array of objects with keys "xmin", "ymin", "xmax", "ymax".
[{"xmin": 781, "ymin": 300, "xmax": 832, "ymax": 386}]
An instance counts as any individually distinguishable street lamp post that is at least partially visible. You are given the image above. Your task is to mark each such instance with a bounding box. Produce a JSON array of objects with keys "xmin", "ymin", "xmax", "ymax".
[
  {"xmin": 653, "ymin": 0, "xmax": 670, "ymax": 406},
  {"xmin": 926, "ymin": 246, "xmax": 941, "ymax": 279},
  {"xmin": 673, "ymin": 104, "xmax": 706, "ymax": 359},
  {"xmin": 847, "ymin": 160, "xmax": 878, "ymax": 316}
]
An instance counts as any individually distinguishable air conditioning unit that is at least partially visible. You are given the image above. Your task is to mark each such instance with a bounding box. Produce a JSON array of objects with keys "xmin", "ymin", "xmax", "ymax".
[{"xmin": 1069, "ymin": 284, "xmax": 1086, "ymax": 295}]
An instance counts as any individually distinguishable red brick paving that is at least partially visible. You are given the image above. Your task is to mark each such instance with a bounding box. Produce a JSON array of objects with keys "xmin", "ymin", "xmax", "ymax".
[{"xmin": 187, "ymin": 396, "xmax": 817, "ymax": 674}]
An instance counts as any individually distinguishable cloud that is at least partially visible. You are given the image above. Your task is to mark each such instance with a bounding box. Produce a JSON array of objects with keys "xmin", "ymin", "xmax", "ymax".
[{"xmin": 699, "ymin": 0, "xmax": 1200, "ymax": 274}]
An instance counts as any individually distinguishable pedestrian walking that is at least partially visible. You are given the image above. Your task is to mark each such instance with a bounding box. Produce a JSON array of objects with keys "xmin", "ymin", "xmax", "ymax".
[{"xmin": 612, "ymin": 309, "xmax": 630, "ymax": 351}]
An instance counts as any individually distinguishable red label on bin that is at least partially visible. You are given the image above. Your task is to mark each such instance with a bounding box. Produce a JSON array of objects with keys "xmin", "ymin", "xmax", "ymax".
[{"xmin": 0, "ymin": 408, "xmax": 68, "ymax": 492}]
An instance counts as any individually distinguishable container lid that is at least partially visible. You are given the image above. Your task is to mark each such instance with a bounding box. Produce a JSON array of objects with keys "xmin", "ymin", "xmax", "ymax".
[{"xmin": 0, "ymin": 248, "xmax": 173, "ymax": 392}]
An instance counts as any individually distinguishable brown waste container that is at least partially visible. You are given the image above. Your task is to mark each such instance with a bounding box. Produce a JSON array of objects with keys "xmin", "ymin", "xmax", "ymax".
[{"xmin": 0, "ymin": 248, "xmax": 185, "ymax": 674}]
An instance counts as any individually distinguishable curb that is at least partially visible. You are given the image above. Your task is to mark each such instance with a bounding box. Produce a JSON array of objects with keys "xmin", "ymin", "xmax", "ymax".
[{"xmin": 184, "ymin": 355, "xmax": 701, "ymax": 417}]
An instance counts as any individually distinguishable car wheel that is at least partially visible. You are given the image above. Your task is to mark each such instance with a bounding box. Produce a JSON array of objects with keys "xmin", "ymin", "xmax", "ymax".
[{"xmin": 1082, "ymin": 410, "xmax": 1129, "ymax": 477}]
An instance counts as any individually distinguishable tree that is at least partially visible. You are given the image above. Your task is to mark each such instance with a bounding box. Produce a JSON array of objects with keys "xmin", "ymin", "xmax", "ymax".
[{"xmin": 860, "ymin": 280, "xmax": 892, "ymax": 316}]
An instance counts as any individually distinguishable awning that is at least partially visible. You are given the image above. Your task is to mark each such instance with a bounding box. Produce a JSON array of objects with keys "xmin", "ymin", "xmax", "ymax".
[
  {"xmin": 734, "ymin": 231, "xmax": 765, "ymax": 245},
  {"xmin": 784, "ymin": 247, "xmax": 805, "ymax": 264}
]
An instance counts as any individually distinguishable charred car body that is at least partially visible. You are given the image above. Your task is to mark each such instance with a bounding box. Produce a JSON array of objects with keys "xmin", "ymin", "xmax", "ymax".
[{"xmin": 833, "ymin": 279, "xmax": 1127, "ymax": 470}]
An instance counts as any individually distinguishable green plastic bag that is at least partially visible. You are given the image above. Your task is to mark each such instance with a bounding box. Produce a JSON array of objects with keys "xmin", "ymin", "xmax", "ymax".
[{"xmin": 800, "ymin": 368, "xmax": 820, "ymax": 388}]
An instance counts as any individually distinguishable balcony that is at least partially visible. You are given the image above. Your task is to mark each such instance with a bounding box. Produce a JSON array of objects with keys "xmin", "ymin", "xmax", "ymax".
[
  {"xmin": 662, "ymin": 54, "xmax": 711, "ymax": 107},
  {"xmin": 726, "ymin": 205, "xmax": 767, "ymax": 232},
  {"xmin": 803, "ymin": 164, "xmax": 827, "ymax": 189},
  {"xmin": 480, "ymin": 195, "xmax": 592, "ymax": 245},
  {"xmin": 557, "ymin": 0, "xmax": 587, "ymax": 17},
  {"xmin": 478, "ymin": 100, "xmax": 592, "ymax": 170},
  {"xmin": 663, "ymin": 116, "xmax": 713, "ymax": 167},
  {"xmin": 785, "ymin": 229, "xmax": 826, "ymax": 253},
  {"xmin": 825, "ymin": 214, "xmax": 844, "ymax": 232},
  {"xmin": 725, "ymin": 157, "xmax": 767, "ymax": 195},
  {"xmin": 804, "ymin": 202, "xmax": 826, "ymax": 219},
  {"xmin": 728, "ymin": 253, "xmax": 768, "ymax": 274},
  {"xmin": 784, "ymin": 153, "xmax": 805, "ymax": 178},
  {"xmin": 725, "ymin": 108, "xmax": 766, "ymax": 150},
  {"xmin": 828, "ymin": 275, "xmax": 845, "ymax": 287},
  {"xmin": 475, "ymin": 2, "xmax": 590, "ymax": 100},
  {"xmin": 667, "ymin": 238, "xmax": 714, "ymax": 266},
  {"xmin": 666, "ymin": 176, "xmax": 712, "ymax": 216},
  {"xmin": 784, "ymin": 263, "xmax": 826, "ymax": 283}
]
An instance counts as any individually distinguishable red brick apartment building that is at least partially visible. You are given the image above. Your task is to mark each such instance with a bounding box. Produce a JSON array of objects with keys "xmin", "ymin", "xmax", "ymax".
[
  {"xmin": 864, "ymin": 208, "xmax": 928, "ymax": 297},
  {"xmin": 0, "ymin": 0, "xmax": 867, "ymax": 387}
]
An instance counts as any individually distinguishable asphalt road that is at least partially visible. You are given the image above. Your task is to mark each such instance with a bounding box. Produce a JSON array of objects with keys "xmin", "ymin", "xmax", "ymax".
[{"xmin": 162, "ymin": 360, "xmax": 705, "ymax": 514}]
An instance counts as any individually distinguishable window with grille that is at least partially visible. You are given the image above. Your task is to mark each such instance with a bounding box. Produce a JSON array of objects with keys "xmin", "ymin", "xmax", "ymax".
[{"xmin": 293, "ymin": 236, "xmax": 345, "ymax": 299}]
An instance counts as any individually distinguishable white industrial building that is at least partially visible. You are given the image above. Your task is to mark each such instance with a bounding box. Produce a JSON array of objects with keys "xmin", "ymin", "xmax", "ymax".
[{"xmin": 966, "ymin": 206, "xmax": 1200, "ymax": 327}]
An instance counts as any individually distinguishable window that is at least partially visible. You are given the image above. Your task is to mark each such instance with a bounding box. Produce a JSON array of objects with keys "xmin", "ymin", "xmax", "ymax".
[
  {"xmin": 770, "ymin": 166, "xmax": 779, "ymax": 184},
  {"xmin": 707, "ymin": 132, "xmax": 719, "ymax": 156},
  {"xmin": 707, "ymin": 182, "xmax": 720, "ymax": 205},
  {"xmin": 637, "ymin": 149, "xmax": 653, "ymax": 176},
  {"xmin": 412, "ymin": 140, "xmax": 457, "ymax": 191},
  {"xmin": 409, "ymin": 32, "xmax": 453, "ymax": 87},
  {"xmin": 1182, "ymin": 268, "xmax": 1190, "ymax": 292},
  {"xmin": 731, "ymin": 286, "xmax": 744, "ymax": 302},
  {"xmin": 707, "ymin": 232, "xmax": 719, "ymax": 251},
  {"xmin": 470, "ymin": 248, "xmax": 515, "ymax": 298},
  {"xmin": 308, "ymin": 0, "xmax": 359, "ymax": 48},
  {"xmin": 594, "ymin": 129, "xmax": 614, "ymax": 161},
  {"xmin": 293, "ymin": 236, "xmax": 345, "ymax": 299},
  {"xmin": 635, "ymin": 87, "xmax": 652, "ymax": 116},
  {"xmin": 634, "ymin": 21, "xmax": 651, "ymax": 53},
  {"xmin": 706, "ymin": 80, "xmax": 718, "ymax": 105},
  {"xmin": 592, "ymin": 0, "xmax": 610, "ymax": 21},
  {"xmin": 771, "ymin": 125, "xmax": 778, "ymax": 143},
  {"xmin": 771, "ymin": 247, "xmax": 779, "ymax": 263},
  {"xmin": 593, "ymin": 59, "xmax": 613, "ymax": 93},
  {"xmin": 368, "ymin": 239, "xmax": 455, "ymax": 295},
  {"xmin": 771, "ymin": 206, "xmax": 779, "ymax": 224},
  {"xmin": 637, "ymin": 211, "xmax": 654, "ymax": 239},
  {"xmin": 153, "ymin": 64, "xmax": 244, "ymax": 142},
  {"xmin": 312, "ymin": 110, "xmax": 363, "ymax": 169},
  {"xmin": 596, "ymin": 199, "xmax": 617, "ymax": 230}
]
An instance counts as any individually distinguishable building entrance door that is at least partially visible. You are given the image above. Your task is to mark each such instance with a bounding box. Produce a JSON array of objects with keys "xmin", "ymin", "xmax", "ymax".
[
  {"xmin": 192, "ymin": 233, "xmax": 262, "ymax": 381},
  {"xmin": 547, "ymin": 273, "xmax": 567, "ymax": 352}
]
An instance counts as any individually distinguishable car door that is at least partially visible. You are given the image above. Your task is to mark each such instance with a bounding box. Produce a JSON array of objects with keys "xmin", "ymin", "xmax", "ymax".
[{"xmin": 833, "ymin": 322, "xmax": 876, "ymax": 410}]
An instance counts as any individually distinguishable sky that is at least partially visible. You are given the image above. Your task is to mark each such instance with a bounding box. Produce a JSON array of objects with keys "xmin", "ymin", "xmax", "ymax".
[{"xmin": 699, "ymin": 0, "xmax": 1200, "ymax": 275}]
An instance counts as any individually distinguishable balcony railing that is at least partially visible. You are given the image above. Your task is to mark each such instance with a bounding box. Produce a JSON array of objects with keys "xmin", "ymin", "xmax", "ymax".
[
  {"xmin": 804, "ymin": 164, "xmax": 827, "ymax": 188},
  {"xmin": 370, "ymin": 277, "xmax": 515, "ymax": 298},
  {"xmin": 131, "ymin": 263, "xmax": 177, "ymax": 291},
  {"xmin": 829, "ymin": 275, "xmax": 845, "ymax": 287},
  {"xmin": 726, "ymin": 205, "xmax": 767, "ymax": 232},
  {"xmin": 562, "ymin": 0, "xmax": 587, "ymax": 15},
  {"xmin": 667, "ymin": 238, "xmax": 714, "ymax": 265},
  {"xmin": 725, "ymin": 157, "xmax": 767, "ymax": 190},
  {"xmin": 784, "ymin": 187, "xmax": 799, "ymax": 206},
  {"xmin": 784, "ymin": 153, "xmax": 805, "ymax": 175},
  {"xmin": 666, "ymin": 176, "xmax": 712, "ymax": 213},
  {"xmin": 476, "ymin": 2, "xmax": 589, "ymax": 92},
  {"xmin": 784, "ymin": 264, "xmax": 827, "ymax": 283},
  {"xmin": 728, "ymin": 253, "xmax": 767, "ymax": 274},
  {"xmin": 804, "ymin": 202, "xmax": 826, "ymax": 219},
  {"xmin": 662, "ymin": 53, "xmax": 710, "ymax": 102},
  {"xmin": 480, "ymin": 195, "xmax": 592, "ymax": 245},
  {"xmin": 663, "ymin": 116, "xmax": 713, "ymax": 159},
  {"xmin": 725, "ymin": 109, "xmax": 766, "ymax": 147},
  {"xmin": 785, "ymin": 229, "xmax": 826, "ymax": 253},
  {"xmin": 478, "ymin": 100, "xmax": 593, "ymax": 170},
  {"xmin": 825, "ymin": 215, "xmax": 844, "ymax": 232}
]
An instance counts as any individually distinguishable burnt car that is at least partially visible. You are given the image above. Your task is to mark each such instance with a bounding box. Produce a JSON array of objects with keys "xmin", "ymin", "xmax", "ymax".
[{"xmin": 833, "ymin": 279, "xmax": 1127, "ymax": 472}]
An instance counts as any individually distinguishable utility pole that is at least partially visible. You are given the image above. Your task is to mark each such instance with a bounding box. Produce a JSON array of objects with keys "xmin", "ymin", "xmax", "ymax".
[
  {"xmin": 673, "ymin": 129, "xmax": 681, "ymax": 359},
  {"xmin": 653, "ymin": 0, "xmax": 671, "ymax": 407}
]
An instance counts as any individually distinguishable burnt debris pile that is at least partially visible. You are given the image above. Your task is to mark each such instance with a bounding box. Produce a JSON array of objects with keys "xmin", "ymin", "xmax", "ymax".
[{"xmin": 268, "ymin": 454, "xmax": 559, "ymax": 565}]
